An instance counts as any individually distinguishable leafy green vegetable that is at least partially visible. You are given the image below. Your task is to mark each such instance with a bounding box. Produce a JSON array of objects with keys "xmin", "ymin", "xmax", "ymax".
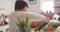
[
  {"xmin": 16, "ymin": 15, "xmax": 31, "ymax": 32},
  {"xmin": 41, "ymin": 24, "xmax": 49, "ymax": 31},
  {"xmin": 48, "ymin": 22, "xmax": 60, "ymax": 28}
]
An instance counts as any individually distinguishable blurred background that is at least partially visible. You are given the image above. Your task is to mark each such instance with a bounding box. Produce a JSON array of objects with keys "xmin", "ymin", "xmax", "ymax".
[{"xmin": 0, "ymin": 0, "xmax": 60, "ymax": 32}]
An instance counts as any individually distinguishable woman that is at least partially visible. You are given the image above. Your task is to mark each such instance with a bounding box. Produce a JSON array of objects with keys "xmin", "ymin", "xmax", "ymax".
[{"xmin": 9, "ymin": 0, "xmax": 47, "ymax": 32}]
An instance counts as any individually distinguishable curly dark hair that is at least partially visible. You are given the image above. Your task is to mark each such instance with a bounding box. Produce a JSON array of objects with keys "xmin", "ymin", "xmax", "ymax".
[{"xmin": 15, "ymin": 0, "xmax": 29, "ymax": 11}]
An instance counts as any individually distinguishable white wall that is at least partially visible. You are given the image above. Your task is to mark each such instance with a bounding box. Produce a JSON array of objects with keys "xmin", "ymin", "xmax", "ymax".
[
  {"xmin": 0, "ymin": 0, "xmax": 11, "ymax": 15},
  {"xmin": 0, "ymin": 0, "xmax": 41, "ymax": 15},
  {"xmin": 27, "ymin": 0, "xmax": 41, "ymax": 13},
  {"xmin": 0, "ymin": 0, "xmax": 16, "ymax": 15}
]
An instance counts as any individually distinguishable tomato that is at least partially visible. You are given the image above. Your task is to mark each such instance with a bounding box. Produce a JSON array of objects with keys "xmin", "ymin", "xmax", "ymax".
[
  {"xmin": 47, "ymin": 26, "xmax": 53, "ymax": 32},
  {"xmin": 31, "ymin": 22, "xmax": 38, "ymax": 28}
]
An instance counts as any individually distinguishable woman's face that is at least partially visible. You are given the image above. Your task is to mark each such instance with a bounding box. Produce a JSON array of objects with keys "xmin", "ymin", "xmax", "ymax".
[{"xmin": 23, "ymin": 7, "xmax": 28, "ymax": 12}]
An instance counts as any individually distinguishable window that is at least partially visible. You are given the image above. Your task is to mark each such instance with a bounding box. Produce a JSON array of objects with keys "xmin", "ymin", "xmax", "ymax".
[{"xmin": 40, "ymin": 0, "xmax": 54, "ymax": 13}]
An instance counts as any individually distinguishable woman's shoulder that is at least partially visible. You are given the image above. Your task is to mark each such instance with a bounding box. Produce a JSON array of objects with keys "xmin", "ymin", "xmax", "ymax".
[
  {"xmin": 24, "ymin": 12, "xmax": 42, "ymax": 15},
  {"xmin": 9, "ymin": 11, "xmax": 16, "ymax": 17}
]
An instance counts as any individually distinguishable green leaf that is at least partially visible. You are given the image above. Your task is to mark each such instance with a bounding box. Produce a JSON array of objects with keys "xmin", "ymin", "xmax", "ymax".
[{"xmin": 16, "ymin": 15, "xmax": 31, "ymax": 32}]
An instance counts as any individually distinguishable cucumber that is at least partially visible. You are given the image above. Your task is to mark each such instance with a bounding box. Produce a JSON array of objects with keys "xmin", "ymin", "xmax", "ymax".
[
  {"xmin": 35, "ymin": 22, "xmax": 48, "ymax": 30},
  {"xmin": 41, "ymin": 24, "xmax": 49, "ymax": 31}
]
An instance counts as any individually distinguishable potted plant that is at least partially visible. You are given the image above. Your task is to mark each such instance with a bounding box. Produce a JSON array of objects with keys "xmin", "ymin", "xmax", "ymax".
[{"xmin": 16, "ymin": 15, "xmax": 31, "ymax": 32}]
